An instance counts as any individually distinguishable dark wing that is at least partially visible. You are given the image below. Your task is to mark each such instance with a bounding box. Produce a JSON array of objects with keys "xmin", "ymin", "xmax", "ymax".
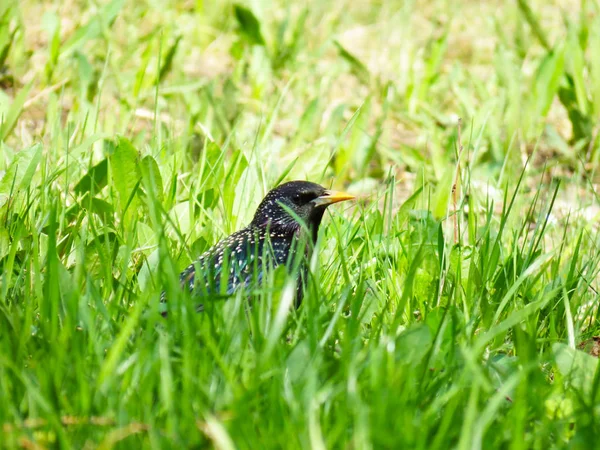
[{"xmin": 161, "ymin": 227, "xmax": 295, "ymax": 308}]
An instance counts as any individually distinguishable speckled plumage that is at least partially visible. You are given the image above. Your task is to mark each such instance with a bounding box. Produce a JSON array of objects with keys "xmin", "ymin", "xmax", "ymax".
[{"xmin": 161, "ymin": 181, "xmax": 354, "ymax": 312}]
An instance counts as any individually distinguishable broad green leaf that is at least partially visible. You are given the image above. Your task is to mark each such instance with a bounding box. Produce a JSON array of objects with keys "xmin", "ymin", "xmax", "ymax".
[
  {"xmin": 396, "ymin": 185, "xmax": 424, "ymax": 225},
  {"xmin": 109, "ymin": 137, "xmax": 140, "ymax": 218},
  {"xmin": 84, "ymin": 195, "xmax": 114, "ymax": 220},
  {"xmin": 168, "ymin": 201, "xmax": 192, "ymax": 237},
  {"xmin": 553, "ymin": 343, "xmax": 599, "ymax": 397},
  {"xmin": 534, "ymin": 45, "xmax": 565, "ymax": 118},
  {"xmin": 432, "ymin": 166, "xmax": 454, "ymax": 219},
  {"xmin": 140, "ymin": 155, "xmax": 163, "ymax": 201},
  {"xmin": 136, "ymin": 222, "xmax": 157, "ymax": 251},
  {"xmin": 233, "ymin": 4, "xmax": 265, "ymax": 46},
  {"xmin": 74, "ymin": 159, "xmax": 109, "ymax": 195}
]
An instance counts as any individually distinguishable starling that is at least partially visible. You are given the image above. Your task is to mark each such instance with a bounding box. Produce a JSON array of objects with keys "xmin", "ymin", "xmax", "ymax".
[{"xmin": 162, "ymin": 180, "xmax": 354, "ymax": 311}]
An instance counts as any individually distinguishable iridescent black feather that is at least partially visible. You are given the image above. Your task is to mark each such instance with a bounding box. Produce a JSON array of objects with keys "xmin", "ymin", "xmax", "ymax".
[{"xmin": 161, "ymin": 180, "xmax": 352, "ymax": 313}]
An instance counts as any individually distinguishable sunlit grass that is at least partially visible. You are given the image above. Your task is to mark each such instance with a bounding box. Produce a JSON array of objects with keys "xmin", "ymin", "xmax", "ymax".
[{"xmin": 1, "ymin": 0, "xmax": 599, "ymax": 448}]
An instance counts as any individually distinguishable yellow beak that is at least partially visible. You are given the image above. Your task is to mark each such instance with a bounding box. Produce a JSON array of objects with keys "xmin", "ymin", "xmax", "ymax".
[{"xmin": 312, "ymin": 190, "xmax": 355, "ymax": 207}]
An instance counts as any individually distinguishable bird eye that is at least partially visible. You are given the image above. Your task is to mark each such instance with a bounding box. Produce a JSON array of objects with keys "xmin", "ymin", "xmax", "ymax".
[{"xmin": 294, "ymin": 192, "xmax": 317, "ymax": 204}]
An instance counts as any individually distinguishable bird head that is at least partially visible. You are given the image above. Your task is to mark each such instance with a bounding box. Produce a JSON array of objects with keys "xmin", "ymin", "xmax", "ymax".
[{"xmin": 250, "ymin": 181, "xmax": 354, "ymax": 240}]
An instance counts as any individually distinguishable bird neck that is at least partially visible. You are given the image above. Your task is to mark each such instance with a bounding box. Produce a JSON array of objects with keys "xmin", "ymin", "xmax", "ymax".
[
  {"xmin": 308, "ymin": 208, "xmax": 326, "ymax": 243},
  {"xmin": 252, "ymin": 215, "xmax": 324, "ymax": 245}
]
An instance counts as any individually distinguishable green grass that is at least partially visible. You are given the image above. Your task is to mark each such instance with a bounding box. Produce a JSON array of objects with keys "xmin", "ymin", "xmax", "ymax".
[{"xmin": 1, "ymin": 0, "xmax": 600, "ymax": 448}]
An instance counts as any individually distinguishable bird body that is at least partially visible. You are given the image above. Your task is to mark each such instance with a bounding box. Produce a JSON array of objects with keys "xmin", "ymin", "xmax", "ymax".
[
  {"xmin": 177, "ymin": 225, "xmax": 300, "ymax": 298},
  {"xmin": 162, "ymin": 181, "xmax": 354, "ymax": 311}
]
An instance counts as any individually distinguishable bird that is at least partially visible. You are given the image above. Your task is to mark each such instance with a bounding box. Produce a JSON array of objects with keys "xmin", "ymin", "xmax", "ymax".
[{"xmin": 161, "ymin": 180, "xmax": 354, "ymax": 313}]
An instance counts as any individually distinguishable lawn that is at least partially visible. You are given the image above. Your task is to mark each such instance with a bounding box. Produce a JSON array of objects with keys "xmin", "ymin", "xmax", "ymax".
[{"xmin": 1, "ymin": 0, "xmax": 600, "ymax": 448}]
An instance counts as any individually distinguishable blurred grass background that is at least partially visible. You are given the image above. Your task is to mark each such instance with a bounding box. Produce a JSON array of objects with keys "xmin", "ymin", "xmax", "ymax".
[{"xmin": 1, "ymin": 0, "xmax": 600, "ymax": 448}]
